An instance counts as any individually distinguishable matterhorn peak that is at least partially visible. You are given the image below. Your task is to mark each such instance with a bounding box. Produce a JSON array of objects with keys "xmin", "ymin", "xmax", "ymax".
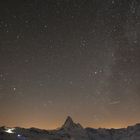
[
  {"xmin": 62, "ymin": 116, "xmax": 83, "ymax": 130},
  {"xmin": 65, "ymin": 116, "xmax": 74, "ymax": 125}
]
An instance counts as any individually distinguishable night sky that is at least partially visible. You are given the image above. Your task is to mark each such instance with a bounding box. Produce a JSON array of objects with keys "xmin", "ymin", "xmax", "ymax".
[{"xmin": 0, "ymin": 0, "xmax": 140, "ymax": 129}]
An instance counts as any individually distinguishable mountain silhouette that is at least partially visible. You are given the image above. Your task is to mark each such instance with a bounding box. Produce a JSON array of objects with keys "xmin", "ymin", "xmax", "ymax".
[
  {"xmin": 61, "ymin": 116, "xmax": 83, "ymax": 130},
  {"xmin": 0, "ymin": 116, "xmax": 140, "ymax": 140}
]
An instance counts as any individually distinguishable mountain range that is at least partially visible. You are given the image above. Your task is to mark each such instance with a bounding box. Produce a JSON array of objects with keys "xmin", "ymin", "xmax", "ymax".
[{"xmin": 0, "ymin": 116, "xmax": 140, "ymax": 140}]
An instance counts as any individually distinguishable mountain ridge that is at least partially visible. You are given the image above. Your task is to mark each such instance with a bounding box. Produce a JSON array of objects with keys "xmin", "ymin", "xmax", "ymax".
[{"xmin": 0, "ymin": 116, "xmax": 140, "ymax": 140}]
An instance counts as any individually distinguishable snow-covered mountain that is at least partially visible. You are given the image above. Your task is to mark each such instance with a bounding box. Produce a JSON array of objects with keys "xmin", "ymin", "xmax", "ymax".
[{"xmin": 0, "ymin": 116, "xmax": 140, "ymax": 140}]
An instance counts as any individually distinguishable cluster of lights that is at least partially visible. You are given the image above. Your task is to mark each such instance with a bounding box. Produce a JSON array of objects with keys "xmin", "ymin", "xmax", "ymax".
[
  {"xmin": 4, "ymin": 127, "xmax": 15, "ymax": 134},
  {"xmin": 4, "ymin": 127, "xmax": 24, "ymax": 139}
]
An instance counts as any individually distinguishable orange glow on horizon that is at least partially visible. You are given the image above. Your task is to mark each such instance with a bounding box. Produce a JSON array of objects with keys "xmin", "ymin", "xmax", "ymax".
[{"xmin": 2, "ymin": 119, "xmax": 140, "ymax": 130}]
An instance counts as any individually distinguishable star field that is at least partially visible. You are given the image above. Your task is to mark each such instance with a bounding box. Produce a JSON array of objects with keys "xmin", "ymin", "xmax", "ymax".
[{"xmin": 0, "ymin": 0, "xmax": 140, "ymax": 129}]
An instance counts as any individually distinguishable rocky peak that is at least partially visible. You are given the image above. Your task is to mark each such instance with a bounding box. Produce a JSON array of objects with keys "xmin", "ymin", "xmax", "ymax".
[{"xmin": 62, "ymin": 116, "xmax": 83, "ymax": 130}]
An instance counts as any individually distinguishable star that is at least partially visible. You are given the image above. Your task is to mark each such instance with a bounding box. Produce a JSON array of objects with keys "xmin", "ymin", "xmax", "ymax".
[{"xmin": 13, "ymin": 87, "xmax": 16, "ymax": 91}]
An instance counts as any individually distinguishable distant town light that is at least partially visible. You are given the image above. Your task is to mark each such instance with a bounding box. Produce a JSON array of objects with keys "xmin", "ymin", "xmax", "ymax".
[
  {"xmin": 17, "ymin": 134, "xmax": 21, "ymax": 137},
  {"xmin": 4, "ymin": 128, "xmax": 15, "ymax": 134}
]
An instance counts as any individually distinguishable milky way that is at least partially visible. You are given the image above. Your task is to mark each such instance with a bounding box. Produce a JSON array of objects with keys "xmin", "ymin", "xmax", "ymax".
[{"xmin": 0, "ymin": 0, "xmax": 140, "ymax": 129}]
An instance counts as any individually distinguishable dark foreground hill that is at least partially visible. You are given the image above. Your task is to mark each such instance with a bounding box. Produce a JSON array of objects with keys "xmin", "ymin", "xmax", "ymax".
[{"xmin": 0, "ymin": 116, "xmax": 140, "ymax": 140}]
